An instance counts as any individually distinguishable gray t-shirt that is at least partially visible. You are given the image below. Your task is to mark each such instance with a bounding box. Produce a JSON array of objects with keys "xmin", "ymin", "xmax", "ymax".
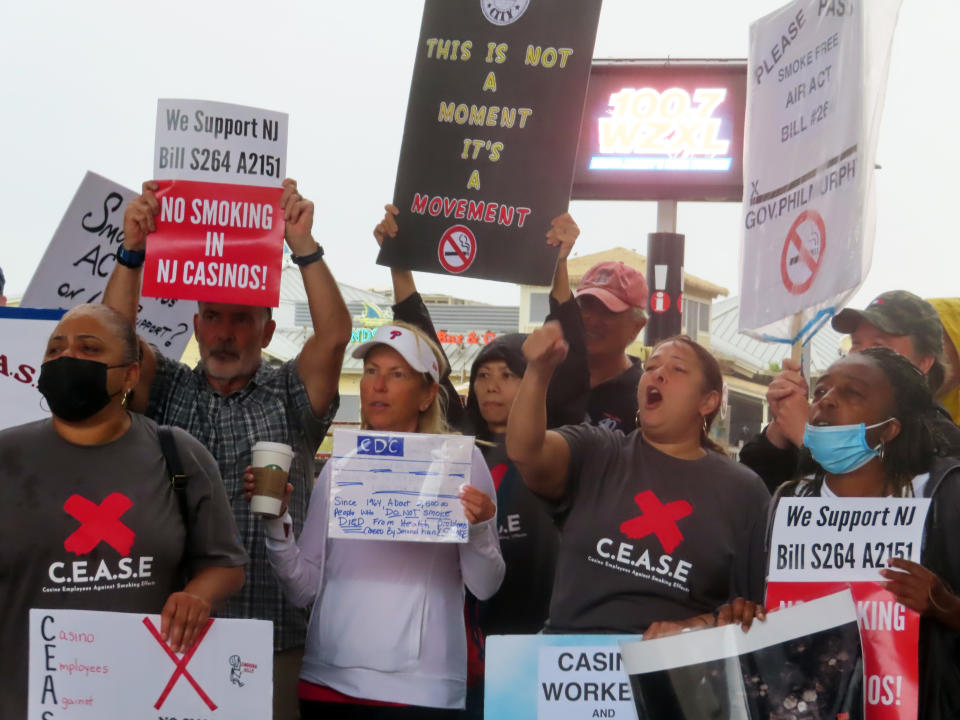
[
  {"xmin": 547, "ymin": 424, "xmax": 770, "ymax": 633},
  {"xmin": 0, "ymin": 413, "xmax": 247, "ymax": 718}
]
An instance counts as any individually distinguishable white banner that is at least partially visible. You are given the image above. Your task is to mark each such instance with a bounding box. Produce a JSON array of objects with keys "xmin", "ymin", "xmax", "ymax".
[
  {"xmin": 767, "ymin": 497, "xmax": 930, "ymax": 583},
  {"xmin": 329, "ymin": 429, "xmax": 474, "ymax": 543},
  {"xmin": 28, "ymin": 609, "xmax": 272, "ymax": 719},
  {"xmin": 155, "ymin": 99, "xmax": 288, "ymax": 187},
  {"xmin": 0, "ymin": 307, "xmax": 64, "ymax": 431},
  {"xmin": 739, "ymin": 0, "xmax": 902, "ymax": 340},
  {"xmin": 21, "ymin": 171, "xmax": 194, "ymax": 358}
]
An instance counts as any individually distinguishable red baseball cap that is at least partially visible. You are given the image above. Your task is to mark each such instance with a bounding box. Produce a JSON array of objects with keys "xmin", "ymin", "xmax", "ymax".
[{"xmin": 576, "ymin": 261, "xmax": 648, "ymax": 312}]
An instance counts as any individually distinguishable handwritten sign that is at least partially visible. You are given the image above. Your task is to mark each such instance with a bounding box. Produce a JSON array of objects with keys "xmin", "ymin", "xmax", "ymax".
[
  {"xmin": 328, "ymin": 429, "xmax": 473, "ymax": 543},
  {"xmin": 21, "ymin": 172, "xmax": 193, "ymax": 359},
  {"xmin": 377, "ymin": 0, "xmax": 602, "ymax": 285},
  {"xmin": 739, "ymin": 0, "xmax": 900, "ymax": 340},
  {"xmin": 485, "ymin": 634, "xmax": 639, "ymax": 720},
  {"xmin": 28, "ymin": 609, "xmax": 272, "ymax": 719},
  {"xmin": 142, "ymin": 99, "xmax": 288, "ymax": 307},
  {"xmin": 0, "ymin": 307, "xmax": 64, "ymax": 431},
  {"xmin": 766, "ymin": 497, "xmax": 930, "ymax": 720}
]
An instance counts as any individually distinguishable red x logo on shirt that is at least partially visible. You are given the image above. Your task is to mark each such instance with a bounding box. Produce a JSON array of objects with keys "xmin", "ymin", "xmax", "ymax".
[
  {"xmin": 63, "ymin": 493, "xmax": 135, "ymax": 556},
  {"xmin": 620, "ymin": 490, "xmax": 692, "ymax": 554}
]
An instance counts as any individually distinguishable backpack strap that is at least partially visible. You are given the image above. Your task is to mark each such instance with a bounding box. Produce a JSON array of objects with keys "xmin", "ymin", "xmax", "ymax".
[
  {"xmin": 158, "ymin": 427, "xmax": 192, "ymax": 591},
  {"xmin": 158, "ymin": 426, "xmax": 189, "ymax": 526}
]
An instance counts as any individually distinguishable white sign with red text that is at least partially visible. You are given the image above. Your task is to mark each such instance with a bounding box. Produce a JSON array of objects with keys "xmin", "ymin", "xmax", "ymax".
[
  {"xmin": 766, "ymin": 496, "xmax": 930, "ymax": 720},
  {"xmin": 144, "ymin": 99, "xmax": 289, "ymax": 306},
  {"xmin": 29, "ymin": 609, "xmax": 272, "ymax": 719}
]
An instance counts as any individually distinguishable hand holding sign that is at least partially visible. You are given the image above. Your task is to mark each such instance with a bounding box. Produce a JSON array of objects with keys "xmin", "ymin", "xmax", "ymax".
[
  {"xmin": 124, "ymin": 181, "xmax": 160, "ymax": 250},
  {"xmin": 545, "ymin": 213, "xmax": 579, "ymax": 261},
  {"xmin": 160, "ymin": 590, "xmax": 212, "ymax": 654},
  {"xmin": 373, "ymin": 204, "xmax": 401, "ymax": 247},
  {"xmin": 459, "ymin": 484, "xmax": 495, "ymax": 524},
  {"xmin": 881, "ymin": 558, "xmax": 958, "ymax": 621},
  {"xmin": 279, "ymin": 178, "xmax": 315, "ymax": 255}
]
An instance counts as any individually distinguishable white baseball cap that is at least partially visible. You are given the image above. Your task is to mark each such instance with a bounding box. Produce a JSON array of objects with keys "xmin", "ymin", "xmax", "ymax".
[{"xmin": 352, "ymin": 324, "xmax": 441, "ymax": 382}]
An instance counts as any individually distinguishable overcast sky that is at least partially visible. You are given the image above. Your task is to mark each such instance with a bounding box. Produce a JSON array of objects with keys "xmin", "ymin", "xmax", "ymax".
[{"xmin": 2, "ymin": 0, "xmax": 956, "ymax": 311}]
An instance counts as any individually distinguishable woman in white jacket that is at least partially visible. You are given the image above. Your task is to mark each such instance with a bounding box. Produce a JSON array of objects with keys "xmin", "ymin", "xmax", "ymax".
[{"xmin": 246, "ymin": 322, "xmax": 504, "ymax": 719}]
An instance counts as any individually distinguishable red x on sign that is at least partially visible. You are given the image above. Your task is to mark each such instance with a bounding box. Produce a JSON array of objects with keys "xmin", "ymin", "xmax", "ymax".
[
  {"xmin": 143, "ymin": 616, "xmax": 218, "ymax": 711},
  {"xmin": 63, "ymin": 493, "xmax": 135, "ymax": 556},
  {"xmin": 619, "ymin": 490, "xmax": 693, "ymax": 554}
]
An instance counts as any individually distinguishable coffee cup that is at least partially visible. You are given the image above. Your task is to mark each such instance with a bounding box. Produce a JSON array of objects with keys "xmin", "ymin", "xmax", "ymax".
[{"xmin": 250, "ymin": 441, "xmax": 294, "ymax": 517}]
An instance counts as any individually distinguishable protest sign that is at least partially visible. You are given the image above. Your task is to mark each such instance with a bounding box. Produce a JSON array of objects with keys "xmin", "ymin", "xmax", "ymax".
[
  {"xmin": 0, "ymin": 307, "xmax": 64, "ymax": 431},
  {"xmin": 620, "ymin": 591, "xmax": 863, "ymax": 720},
  {"xmin": 142, "ymin": 99, "xmax": 288, "ymax": 307},
  {"xmin": 28, "ymin": 608, "xmax": 273, "ymax": 719},
  {"xmin": 485, "ymin": 634, "xmax": 639, "ymax": 720},
  {"xmin": 378, "ymin": 0, "xmax": 602, "ymax": 285},
  {"xmin": 328, "ymin": 428, "xmax": 474, "ymax": 543},
  {"xmin": 738, "ymin": 0, "xmax": 902, "ymax": 342},
  {"xmin": 767, "ymin": 497, "xmax": 930, "ymax": 720},
  {"xmin": 22, "ymin": 172, "xmax": 193, "ymax": 359}
]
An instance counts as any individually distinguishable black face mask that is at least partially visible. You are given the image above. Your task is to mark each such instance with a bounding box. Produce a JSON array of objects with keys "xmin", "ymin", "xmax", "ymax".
[{"xmin": 38, "ymin": 356, "xmax": 127, "ymax": 422}]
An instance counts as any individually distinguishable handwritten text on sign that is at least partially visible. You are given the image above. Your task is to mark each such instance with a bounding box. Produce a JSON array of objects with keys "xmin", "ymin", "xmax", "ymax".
[
  {"xmin": 21, "ymin": 171, "xmax": 193, "ymax": 358},
  {"xmin": 329, "ymin": 429, "xmax": 473, "ymax": 543},
  {"xmin": 767, "ymin": 497, "xmax": 930, "ymax": 583},
  {"xmin": 28, "ymin": 608, "xmax": 272, "ymax": 719}
]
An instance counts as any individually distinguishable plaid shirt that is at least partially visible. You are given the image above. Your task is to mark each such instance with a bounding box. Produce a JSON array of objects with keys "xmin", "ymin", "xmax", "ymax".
[{"xmin": 147, "ymin": 352, "xmax": 337, "ymax": 651}]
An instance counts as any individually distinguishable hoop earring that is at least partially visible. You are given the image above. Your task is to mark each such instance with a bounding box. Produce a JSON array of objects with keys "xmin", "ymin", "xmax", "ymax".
[
  {"xmin": 121, "ymin": 390, "xmax": 130, "ymax": 410},
  {"xmin": 878, "ymin": 442, "xmax": 886, "ymax": 462},
  {"xmin": 702, "ymin": 416, "xmax": 708, "ymax": 434},
  {"xmin": 635, "ymin": 410, "xmax": 641, "ymax": 426}
]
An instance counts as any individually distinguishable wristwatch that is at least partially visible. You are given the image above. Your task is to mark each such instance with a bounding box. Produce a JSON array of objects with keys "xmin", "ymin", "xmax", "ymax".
[
  {"xmin": 116, "ymin": 245, "xmax": 146, "ymax": 269},
  {"xmin": 291, "ymin": 243, "xmax": 325, "ymax": 267}
]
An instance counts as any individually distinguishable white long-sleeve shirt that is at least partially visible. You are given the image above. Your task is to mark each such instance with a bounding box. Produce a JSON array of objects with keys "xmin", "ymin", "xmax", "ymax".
[{"xmin": 264, "ymin": 445, "xmax": 504, "ymax": 709}]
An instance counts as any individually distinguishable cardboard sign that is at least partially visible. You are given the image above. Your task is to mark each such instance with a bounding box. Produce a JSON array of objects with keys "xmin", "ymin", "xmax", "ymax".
[
  {"xmin": 143, "ymin": 99, "xmax": 288, "ymax": 307},
  {"xmin": 0, "ymin": 307, "xmax": 64, "ymax": 431},
  {"xmin": 28, "ymin": 609, "xmax": 272, "ymax": 719},
  {"xmin": 767, "ymin": 497, "xmax": 930, "ymax": 720},
  {"xmin": 21, "ymin": 172, "xmax": 194, "ymax": 359},
  {"xmin": 620, "ymin": 591, "xmax": 863, "ymax": 720},
  {"xmin": 378, "ymin": 0, "xmax": 602, "ymax": 285},
  {"xmin": 738, "ymin": 0, "xmax": 902, "ymax": 341},
  {"xmin": 328, "ymin": 429, "xmax": 474, "ymax": 543},
  {"xmin": 485, "ymin": 634, "xmax": 639, "ymax": 720}
]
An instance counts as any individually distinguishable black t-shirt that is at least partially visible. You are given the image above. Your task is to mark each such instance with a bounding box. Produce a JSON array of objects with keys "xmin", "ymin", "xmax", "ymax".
[
  {"xmin": 546, "ymin": 424, "xmax": 770, "ymax": 634},
  {"xmin": 586, "ymin": 357, "xmax": 643, "ymax": 433},
  {"xmin": 478, "ymin": 438, "xmax": 559, "ymax": 635},
  {"xmin": 0, "ymin": 414, "xmax": 247, "ymax": 718}
]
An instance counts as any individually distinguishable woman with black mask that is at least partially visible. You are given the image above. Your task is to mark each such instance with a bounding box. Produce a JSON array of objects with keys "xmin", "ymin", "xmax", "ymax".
[{"xmin": 0, "ymin": 303, "xmax": 247, "ymax": 719}]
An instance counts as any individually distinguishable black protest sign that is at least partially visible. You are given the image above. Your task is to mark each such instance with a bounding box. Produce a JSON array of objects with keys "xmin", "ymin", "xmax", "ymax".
[{"xmin": 378, "ymin": 0, "xmax": 602, "ymax": 285}]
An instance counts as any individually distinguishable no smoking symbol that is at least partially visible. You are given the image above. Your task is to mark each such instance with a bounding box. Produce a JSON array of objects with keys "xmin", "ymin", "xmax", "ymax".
[
  {"xmin": 437, "ymin": 225, "xmax": 477, "ymax": 274},
  {"xmin": 780, "ymin": 209, "xmax": 826, "ymax": 295}
]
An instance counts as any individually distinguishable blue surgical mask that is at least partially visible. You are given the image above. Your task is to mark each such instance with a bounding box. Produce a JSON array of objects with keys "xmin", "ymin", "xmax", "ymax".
[{"xmin": 803, "ymin": 419, "xmax": 894, "ymax": 474}]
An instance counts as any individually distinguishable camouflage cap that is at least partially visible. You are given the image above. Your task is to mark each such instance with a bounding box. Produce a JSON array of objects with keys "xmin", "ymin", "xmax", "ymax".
[{"xmin": 832, "ymin": 290, "xmax": 944, "ymax": 356}]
